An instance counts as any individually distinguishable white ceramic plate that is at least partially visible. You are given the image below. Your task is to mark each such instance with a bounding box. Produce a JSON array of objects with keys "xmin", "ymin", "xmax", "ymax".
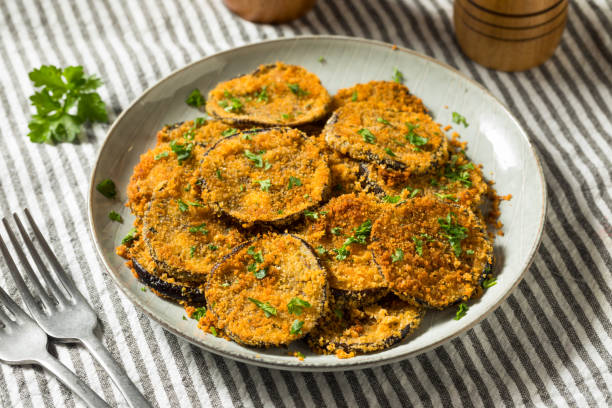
[{"xmin": 88, "ymin": 36, "xmax": 546, "ymax": 371}]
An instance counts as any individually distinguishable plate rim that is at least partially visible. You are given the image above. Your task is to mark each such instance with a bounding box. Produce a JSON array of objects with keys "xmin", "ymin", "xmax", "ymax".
[{"xmin": 88, "ymin": 34, "xmax": 547, "ymax": 372}]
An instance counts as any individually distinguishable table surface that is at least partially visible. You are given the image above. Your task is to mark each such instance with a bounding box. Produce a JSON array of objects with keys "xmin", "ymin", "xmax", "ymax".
[{"xmin": 0, "ymin": 0, "xmax": 610, "ymax": 407}]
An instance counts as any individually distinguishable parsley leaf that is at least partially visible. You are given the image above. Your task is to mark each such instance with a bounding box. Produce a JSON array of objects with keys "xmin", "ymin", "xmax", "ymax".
[
  {"xmin": 190, "ymin": 246, "xmax": 196, "ymax": 258},
  {"xmin": 438, "ymin": 212, "xmax": 469, "ymax": 257},
  {"xmin": 287, "ymin": 297, "xmax": 311, "ymax": 315},
  {"xmin": 391, "ymin": 248, "xmax": 404, "ymax": 262},
  {"xmin": 27, "ymin": 65, "xmax": 107, "ymax": 144},
  {"xmin": 331, "ymin": 227, "xmax": 342, "ymax": 235},
  {"xmin": 287, "ymin": 176, "xmax": 302, "ymax": 189},
  {"xmin": 316, "ymin": 246, "xmax": 327, "ymax": 254},
  {"xmin": 405, "ymin": 130, "xmax": 428, "ymax": 147},
  {"xmin": 210, "ymin": 327, "xmax": 218, "ymax": 336},
  {"xmin": 188, "ymin": 223, "xmax": 208, "ymax": 234},
  {"xmin": 455, "ymin": 303, "xmax": 468, "ymax": 320},
  {"xmin": 221, "ymin": 128, "xmax": 239, "ymax": 137},
  {"xmin": 248, "ymin": 298, "xmax": 277, "ymax": 317},
  {"xmin": 177, "ymin": 199, "xmax": 189, "ymax": 212},
  {"xmin": 377, "ymin": 117, "xmax": 391, "ymax": 126},
  {"xmin": 170, "ymin": 140, "xmax": 194, "ymax": 164},
  {"xmin": 334, "ymin": 220, "xmax": 372, "ymax": 260},
  {"xmin": 191, "ymin": 306, "xmax": 207, "ymax": 320},
  {"xmin": 358, "ymin": 128, "xmax": 376, "ymax": 144},
  {"xmin": 351, "ymin": 90, "xmax": 358, "ymax": 101},
  {"xmin": 452, "ymin": 112, "xmax": 469, "ymax": 127},
  {"xmin": 435, "ymin": 193, "xmax": 459, "ymax": 202},
  {"xmin": 482, "ymin": 277, "xmax": 497, "ymax": 288},
  {"xmin": 244, "ymin": 150, "xmax": 266, "ymax": 168},
  {"xmin": 384, "ymin": 147, "xmax": 397, "ymax": 157},
  {"xmin": 290, "ymin": 319, "xmax": 304, "ymax": 335},
  {"xmin": 96, "ymin": 179, "xmax": 116, "ymax": 198},
  {"xmin": 288, "ymin": 83, "xmax": 308, "ymax": 97},
  {"xmin": 303, "ymin": 210, "xmax": 319, "ymax": 219},
  {"xmin": 255, "ymin": 86, "xmax": 269, "ymax": 103},
  {"xmin": 383, "ymin": 195, "xmax": 401, "ymax": 204},
  {"xmin": 154, "ymin": 151, "xmax": 169, "ymax": 160},
  {"xmin": 219, "ymin": 92, "xmax": 243, "ymax": 113},
  {"xmin": 108, "ymin": 211, "xmax": 123, "ymax": 223},
  {"xmin": 185, "ymin": 88, "xmax": 205, "ymax": 108},
  {"xmin": 392, "ymin": 67, "xmax": 404, "ymax": 83},
  {"xmin": 255, "ymin": 179, "xmax": 271, "ymax": 191},
  {"xmin": 121, "ymin": 227, "xmax": 138, "ymax": 245},
  {"xmin": 318, "ymin": 56, "xmax": 326, "ymax": 63}
]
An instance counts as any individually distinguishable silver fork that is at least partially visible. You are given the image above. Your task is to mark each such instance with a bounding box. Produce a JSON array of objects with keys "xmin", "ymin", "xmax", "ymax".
[
  {"xmin": 1, "ymin": 210, "xmax": 150, "ymax": 408},
  {"xmin": 0, "ymin": 279, "xmax": 108, "ymax": 407}
]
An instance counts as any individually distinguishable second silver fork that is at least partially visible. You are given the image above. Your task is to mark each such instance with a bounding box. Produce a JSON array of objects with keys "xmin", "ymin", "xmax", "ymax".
[{"xmin": 0, "ymin": 210, "xmax": 150, "ymax": 408}]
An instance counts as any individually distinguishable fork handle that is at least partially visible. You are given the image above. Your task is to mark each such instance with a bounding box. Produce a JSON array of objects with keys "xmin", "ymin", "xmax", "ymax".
[
  {"xmin": 80, "ymin": 332, "xmax": 150, "ymax": 408},
  {"xmin": 36, "ymin": 352, "xmax": 109, "ymax": 408}
]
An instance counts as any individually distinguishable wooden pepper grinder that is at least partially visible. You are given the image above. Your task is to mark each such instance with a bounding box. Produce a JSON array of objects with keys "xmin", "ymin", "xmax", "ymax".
[{"xmin": 453, "ymin": 0, "xmax": 568, "ymax": 71}]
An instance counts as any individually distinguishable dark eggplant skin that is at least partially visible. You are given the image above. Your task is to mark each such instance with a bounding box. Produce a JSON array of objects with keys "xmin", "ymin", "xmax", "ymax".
[
  {"xmin": 206, "ymin": 234, "xmax": 329, "ymax": 348},
  {"xmin": 357, "ymin": 162, "xmax": 386, "ymax": 197},
  {"xmin": 331, "ymin": 286, "xmax": 389, "ymax": 309},
  {"xmin": 200, "ymin": 127, "xmax": 332, "ymax": 228},
  {"xmin": 132, "ymin": 258, "xmax": 205, "ymax": 303}
]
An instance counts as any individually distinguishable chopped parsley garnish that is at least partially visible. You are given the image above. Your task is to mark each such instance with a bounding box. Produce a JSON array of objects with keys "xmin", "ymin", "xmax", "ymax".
[
  {"xmin": 121, "ymin": 227, "xmax": 138, "ymax": 245},
  {"xmin": 247, "ymin": 246, "xmax": 267, "ymax": 279},
  {"xmin": 194, "ymin": 117, "xmax": 206, "ymax": 127},
  {"xmin": 405, "ymin": 130, "xmax": 428, "ymax": 147},
  {"xmin": 384, "ymin": 147, "xmax": 397, "ymax": 157},
  {"xmin": 170, "ymin": 140, "xmax": 194, "ymax": 164},
  {"xmin": 287, "ymin": 297, "xmax": 311, "ymax": 315},
  {"xmin": 190, "ymin": 246, "xmax": 196, "ymax": 258},
  {"xmin": 438, "ymin": 212, "xmax": 468, "ymax": 257},
  {"xmin": 210, "ymin": 327, "xmax": 218, "ymax": 336},
  {"xmin": 255, "ymin": 179, "xmax": 271, "ymax": 192},
  {"xmin": 287, "ymin": 176, "xmax": 302, "ymax": 189},
  {"xmin": 444, "ymin": 155, "xmax": 474, "ymax": 187},
  {"xmin": 383, "ymin": 195, "xmax": 401, "ymax": 204},
  {"xmin": 455, "ymin": 303, "xmax": 468, "ymax": 320},
  {"xmin": 466, "ymin": 249, "xmax": 475, "ymax": 255},
  {"xmin": 333, "ymin": 220, "xmax": 372, "ymax": 261},
  {"xmin": 255, "ymin": 86, "xmax": 269, "ymax": 103},
  {"xmin": 452, "ymin": 112, "xmax": 469, "ymax": 127},
  {"xmin": 331, "ymin": 227, "xmax": 342, "ymax": 235},
  {"xmin": 185, "ymin": 88, "xmax": 205, "ymax": 108},
  {"xmin": 188, "ymin": 223, "xmax": 208, "ymax": 234},
  {"xmin": 219, "ymin": 92, "xmax": 243, "ymax": 113},
  {"xmin": 377, "ymin": 117, "xmax": 391, "ymax": 126},
  {"xmin": 141, "ymin": 287, "xmax": 147, "ymax": 292},
  {"xmin": 108, "ymin": 211, "xmax": 123, "ymax": 223},
  {"xmin": 392, "ymin": 67, "xmax": 404, "ymax": 83},
  {"xmin": 318, "ymin": 56, "xmax": 326, "ymax": 63},
  {"xmin": 27, "ymin": 65, "xmax": 107, "ymax": 144},
  {"xmin": 244, "ymin": 149, "xmax": 266, "ymax": 168},
  {"xmin": 351, "ymin": 90, "xmax": 358, "ymax": 101},
  {"xmin": 412, "ymin": 233, "xmax": 434, "ymax": 256},
  {"xmin": 296, "ymin": 351, "xmax": 305, "ymax": 359},
  {"xmin": 405, "ymin": 186, "xmax": 421, "ymax": 198},
  {"xmin": 288, "ymin": 83, "xmax": 308, "ymax": 97},
  {"xmin": 215, "ymin": 169, "xmax": 223, "ymax": 180},
  {"xmin": 290, "ymin": 319, "xmax": 304, "ymax": 335},
  {"xmin": 391, "ymin": 248, "xmax": 404, "ymax": 263},
  {"xmin": 303, "ymin": 210, "xmax": 319, "ymax": 219},
  {"xmin": 222, "ymin": 128, "xmax": 239, "ymax": 137},
  {"xmin": 248, "ymin": 298, "xmax": 277, "ymax": 317},
  {"xmin": 208, "ymin": 244, "xmax": 218, "ymax": 251},
  {"xmin": 191, "ymin": 306, "xmax": 207, "ymax": 320},
  {"xmin": 177, "ymin": 199, "xmax": 189, "ymax": 212},
  {"xmin": 482, "ymin": 277, "xmax": 497, "ymax": 288},
  {"xmin": 358, "ymin": 128, "xmax": 376, "ymax": 144},
  {"xmin": 334, "ymin": 309, "xmax": 343, "ymax": 319},
  {"xmin": 154, "ymin": 151, "xmax": 169, "ymax": 160},
  {"xmin": 435, "ymin": 193, "xmax": 459, "ymax": 202},
  {"xmin": 96, "ymin": 179, "xmax": 116, "ymax": 198},
  {"xmin": 316, "ymin": 246, "xmax": 327, "ymax": 254}
]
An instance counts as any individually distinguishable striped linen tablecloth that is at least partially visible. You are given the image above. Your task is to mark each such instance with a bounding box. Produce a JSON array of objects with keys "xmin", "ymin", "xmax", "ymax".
[{"xmin": 0, "ymin": 0, "xmax": 610, "ymax": 406}]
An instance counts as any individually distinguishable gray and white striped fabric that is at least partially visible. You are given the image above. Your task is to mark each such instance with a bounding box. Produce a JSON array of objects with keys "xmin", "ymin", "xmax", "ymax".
[{"xmin": 0, "ymin": 0, "xmax": 610, "ymax": 406}]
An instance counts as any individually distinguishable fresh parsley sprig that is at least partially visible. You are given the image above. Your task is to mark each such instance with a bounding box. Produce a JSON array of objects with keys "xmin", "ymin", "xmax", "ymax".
[{"xmin": 28, "ymin": 65, "xmax": 107, "ymax": 143}]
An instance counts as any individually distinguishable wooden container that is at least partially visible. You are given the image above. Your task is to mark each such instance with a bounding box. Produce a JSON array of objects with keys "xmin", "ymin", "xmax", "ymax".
[
  {"xmin": 453, "ymin": 0, "xmax": 568, "ymax": 71},
  {"xmin": 223, "ymin": 0, "xmax": 317, "ymax": 24}
]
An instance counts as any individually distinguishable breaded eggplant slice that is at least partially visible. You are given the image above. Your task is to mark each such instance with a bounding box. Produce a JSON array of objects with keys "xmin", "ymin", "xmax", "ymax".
[
  {"xmin": 370, "ymin": 196, "xmax": 493, "ymax": 309},
  {"xmin": 324, "ymin": 104, "xmax": 449, "ymax": 172},
  {"xmin": 205, "ymin": 233, "xmax": 328, "ymax": 347},
  {"xmin": 331, "ymin": 80, "xmax": 427, "ymax": 113},
  {"xmin": 199, "ymin": 127, "xmax": 331, "ymax": 226},
  {"xmin": 327, "ymin": 149, "xmax": 363, "ymax": 198},
  {"xmin": 156, "ymin": 118, "xmax": 239, "ymax": 148},
  {"xmin": 298, "ymin": 193, "xmax": 388, "ymax": 307},
  {"xmin": 142, "ymin": 187, "xmax": 245, "ymax": 287},
  {"xmin": 126, "ymin": 142, "xmax": 204, "ymax": 217},
  {"xmin": 308, "ymin": 295, "xmax": 424, "ymax": 355},
  {"xmin": 359, "ymin": 150, "xmax": 488, "ymax": 208},
  {"xmin": 124, "ymin": 233, "xmax": 205, "ymax": 303},
  {"xmin": 206, "ymin": 62, "xmax": 332, "ymax": 126}
]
